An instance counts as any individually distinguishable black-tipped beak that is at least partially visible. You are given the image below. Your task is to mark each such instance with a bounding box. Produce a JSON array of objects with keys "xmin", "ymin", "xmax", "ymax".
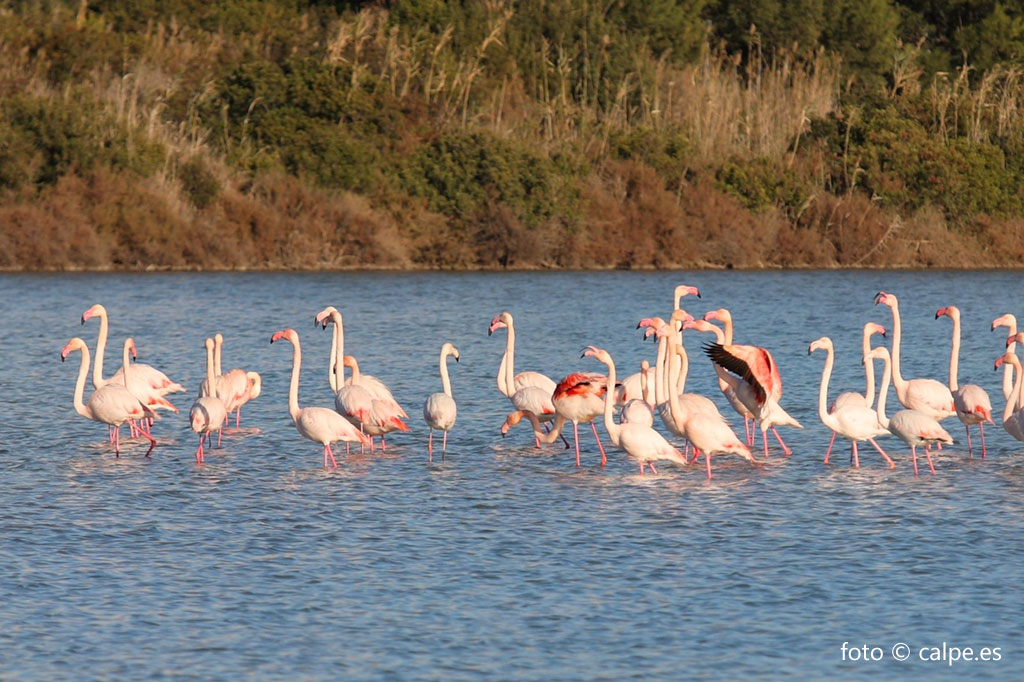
[
  {"xmin": 455, "ymin": 356, "xmax": 460, "ymax": 363},
  {"xmin": 61, "ymin": 353, "xmax": 66, "ymax": 362},
  {"xmin": 80, "ymin": 316, "xmax": 85, "ymax": 325},
  {"xmin": 695, "ymin": 290, "xmax": 702, "ymax": 299},
  {"xmin": 635, "ymin": 322, "xmax": 642, "ymax": 329}
]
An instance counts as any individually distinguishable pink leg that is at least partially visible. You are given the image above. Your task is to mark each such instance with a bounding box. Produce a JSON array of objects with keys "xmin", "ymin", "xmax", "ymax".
[
  {"xmin": 428, "ymin": 429, "xmax": 434, "ymax": 455},
  {"xmin": 705, "ymin": 451, "xmax": 712, "ymax": 480},
  {"xmin": 573, "ymin": 422, "xmax": 581, "ymax": 468},
  {"xmin": 591, "ymin": 422, "xmax": 607, "ymax": 467},
  {"xmin": 762, "ymin": 430, "xmax": 769, "ymax": 459},
  {"xmin": 965, "ymin": 425, "xmax": 973, "ymax": 457},
  {"xmin": 980, "ymin": 422, "xmax": 987, "ymax": 459},
  {"xmin": 325, "ymin": 443, "xmax": 338, "ymax": 468},
  {"xmin": 236, "ymin": 408, "xmax": 241, "ymax": 429},
  {"xmin": 824, "ymin": 430, "xmax": 837, "ymax": 463},
  {"xmin": 851, "ymin": 441, "xmax": 860, "ymax": 469},
  {"xmin": 649, "ymin": 462, "xmax": 659, "ymax": 475},
  {"xmin": 911, "ymin": 445, "xmax": 919, "ymax": 477},
  {"xmin": 744, "ymin": 417, "xmax": 753, "ymax": 445},
  {"xmin": 936, "ymin": 441, "xmax": 943, "ymax": 451},
  {"xmin": 381, "ymin": 435, "xmax": 387, "ymax": 452},
  {"xmin": 217, "ymin": 427, "xmax": 222, "ymax": 449},
  {"xmin": 195, "ymin": 435, "xmax": 205, "ymax": 463},
  {"xmin": 114, "ymin": 426, "xmax": 121, "ymax": 456},
  {"xmin": 442, "ymin": 430, "xmax": 448, "ymax": 452},
  {"xmin": 688, "ymin": 448, "xmax": 701, "ymax": 465},
  {"xmin": 771, "ymin": 427, "xmax": 792, "ymax": 456},
  {"xmin": 639, "ymin": 461, "xmax": 645, "ymax": 475},
  {"xmin": 924, "ymin": 447, "xmax": 936, "ymax": 475},
  {"xmin": 867, "ymin": 438, "xmax": 895, "ymax": 468}
]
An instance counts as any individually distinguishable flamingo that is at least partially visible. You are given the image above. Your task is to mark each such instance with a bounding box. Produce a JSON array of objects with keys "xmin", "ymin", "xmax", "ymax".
[
  {"xmin": 189, "ymin": 338, "xmax": 227, "ymax": 464},
  {"xmin": 423, "ymin": 342, "xmax": 459, "ymax": 458},
  {"xmin": 992, "ymin": 314, "xmax": 1018, "ymax": 401},
  {"xmin": 61, "ymin": 337, "xmax": 157, "ymax": 456},
  {"xmin": 209, "ymin": 333, "xmax": 260, "ymax": 429},
  {"xmin": 994, "ymin": 345, "xmax": 1024, "ymax": 442},
  {"xmin": 551, "ymin": 371, "xmax": 612, "ymax": 467},
  {"xmin": 702, "ymin": 312, "xmax": 802, "ymax": 458},
  {"xmin": 581, "ymin": 346, "xmax": 687, "ymax": 475},
  {"xmin": 809, "ymin": 337, "xmax": 893, "ymax": 469},
  {"xmin": 684, "ymin": 318, "xmax": 758, "ymax": 445},
  {"xmin": 936, "ymin": 306, "xmax": 993, "ymax": 457},
  {"xmin": 343, "ymin": 355, "xmax": 410, "ymax": 449},
  {"xmin": 869, "ymin": 346, "xmax": 953, "ymax": 476},
  {"xmin": 821, "ymin": 322, "xmax": 887, "ymax": 463},
  {"xmin": 873, "ymin": 292, "xmax": 956, "ymax": 421},
  {"xmin": 317, "ymin": 307, "xmax": 378, "ymax": 450},
  {"xmin": 620, "ymin": 360, "xmax": 655, "ymax": 427},
  {"xmin": 488, "ymin": 312, "xmax": 557, "ymax": 397},
  {"xmin": 660, "ymin": 334, "xmax": 753, "ymax": 480},
  {"xmin": 270, "ymin": 328, "xmax": 370, "ymax": 467}
]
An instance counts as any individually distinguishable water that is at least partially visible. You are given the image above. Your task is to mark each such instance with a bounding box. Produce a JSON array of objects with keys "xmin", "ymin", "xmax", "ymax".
[{"xmin": 1, "ymin": 270, "xmax": 1022, "ymax": 680}]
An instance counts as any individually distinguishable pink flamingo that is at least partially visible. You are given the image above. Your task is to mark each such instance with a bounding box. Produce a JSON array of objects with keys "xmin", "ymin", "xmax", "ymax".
[
  {"xmin": 190, "ymin": 338, "xmax": 227, "ymax": 463},
  {"xmin": 809, "ymin": 337, "xmax": 893, "ymax": 469},
  {"xmin": 61, "ymin": 337, "xmax": 157, "ymax": 456},
  {"xmin": 662, "ymin": 341, "xmax": 755, "ymax": 480},
  {"xmin": 684, "ymin": 318, "xmax": 758, "ymax": 445},
  {"xmin": 582, "ymin": 346, "xmax": 687, "ymax": 474},
  {"xmin": 992, "ymin": 314, "xmax": 1018, "ymax": 401},
  {"xmin": 210, "ymin": 333, "xmax": 260, "ymax": 429},
  {"xmin": 936, "ymin": 306, "xmax": 993, "ymax": 457},
  {"xmin": 270, "ymin": 328, "xmax": 370, "ymax": 467},
  {"xmin": 343, "ymin": 355, "xmax": 409, "ymax": 450},
  {"xmin": 873, "ymin": 292, "xmax": 956, "ymax": 421},
  {"xmin": 995, "ymin": 343, "xmax": 1024, "ymax": 442},
  {"xmin": 822, "ymin": 322, "xmax": 887, "ymax": 463},
  {"xmin": 317, "ymin": 307, "xmax": 378, "ymax": 450},
  {"xmin": 551, "ymin": 371, "xmax": 612, "ymax": 467},
  {"xmin": 488, "ymin": 312, "xmax": 557, "ymax": 396},
  {"xmin": 869, "ymin": 346, "xmax": 953, "ymax": 476},
  {"xmin": 423, "ymin": 342, "xmax": 459, "ymax": 458}
]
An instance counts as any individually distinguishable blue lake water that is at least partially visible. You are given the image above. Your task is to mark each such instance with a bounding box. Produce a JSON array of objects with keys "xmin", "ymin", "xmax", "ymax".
[{"xmin": 1, "ymin": 270, "xmax": 1022, "ymax": 680}]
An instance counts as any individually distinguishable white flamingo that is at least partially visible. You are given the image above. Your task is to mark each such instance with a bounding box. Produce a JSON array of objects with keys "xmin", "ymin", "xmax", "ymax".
[
  {"xmin": 869, "ymin": 346, "xmax": 953, "ymax": 476},
  {"xmin": 992, "ymin": 314, "xmax": 1018, "ymax": 401},
  {"xmin": 821, "ymin": 322, "xmax": 887, "ymax": 463},
  {"xmin": 423, "ymin": 342, "xmax": 459, "ymax": 458},
  {"xmin": 994, "ymin": 344, "xmax": 1024, "ymax": 442},
  {"xmin": 270, "ymin": 328, "xmax": 370, "ymax": 467},
  {"xmin": 61, "ymin": 337, "xmax": 157, "ymax": 455},
  {"xmin": 937, "ymin": 305, "xmax": 993, "ymax": 457},
  {"xmin": 809, "ymin": 337, "xmax": 893, "ymax": 469},
  {"xmin": 189, "ymin": 338, "xmax": 227, "ymax": 463},
  {"xmin": 488, "ymin": 312, "xmax": 557, "ymax": 396}
]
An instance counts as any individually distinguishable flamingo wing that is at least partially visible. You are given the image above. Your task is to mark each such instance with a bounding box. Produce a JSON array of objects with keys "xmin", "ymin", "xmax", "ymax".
[
  {"xmin": 553, "ymin": 372, "xmax": 609, "ymax": 401},
  {"xmin": 704, "ymin": 343, "xmax": 780, "ymax": 405}
]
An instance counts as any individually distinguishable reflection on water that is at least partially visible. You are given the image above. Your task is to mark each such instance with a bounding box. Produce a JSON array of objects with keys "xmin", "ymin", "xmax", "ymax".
[{"xmin": 0, "ymin": 270, "xmax": 1022, "ymax": 679}]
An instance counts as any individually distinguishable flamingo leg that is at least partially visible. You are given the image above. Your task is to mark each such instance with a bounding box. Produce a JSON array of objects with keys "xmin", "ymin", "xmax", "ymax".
[
  {"xmin": 573, "ymin": 422, "xmax": 581, "ymax": 468},
  {"xmin": 428, "ymin": 429, "xmax": 434, "ymax": 458},
  {"xmin": 114, "ymin": 426, "xmax": 121, "ymax": 456},
  {"xmin": 649, "ymin": 462, "xmax": 659, "ymax": 475},
  {"xmin": 688, "ymin": 448, "xmax": 701, "ymax": 465},
  {"xmin": 705, "ymin": 451, "xmax": 712, "ymax": 481},
  {"xmin": 866, "ymin": 438, "xmax": 895, "ymax": 468},
  {"xmin": 851, "ymin": 441, "xmax": 860, "ymax": 469},
  {"xmin": 591, "ymin": 422, "xmax": 607, "ymax": 467},
  {"xmin": 195, "ymin": 435, "xmax": 205, "ymax": 464},
  {"xmin": 216, "ymin": 427, "xmax": 222, "ymax": 449},
  {"xmin": 324, "ymin": 443, "xmax": 338, "ymax": 468},
  {"xmin": 965, "ymin": 425, "xmax": 973, "ymax": 457},
  {"xmin": 771, "ymin": 427, "xmax": 792, "ymax": 456},
  {"xmin": 235, "ymin": 408, "xmax": 242, "ymax": 429},
  {"xmin": 381, "ymin": 435, "xmax": 387, "ymax": 452},
  {"xmin": 924, "ymin": 446, "xmax": 936, "ymax": 475},
  {"xmin": 911, "ymin": 445, "xmax": 919, "ymax": 477},
  {"xmin": 639, "ymin": 461, "xmax": 645, "ymax": 475},
  {"xmin": 762, "ymin": 429, "xmax": 769, "ymax": 459},
  {"xmin": 744, "ymin": 417, "xmax": 753, "ymax": 445},
  {"xmin": 824, "ymin": 430, "xmax": 837, "ymax": 464},
  {"xmin": 442, "ymin": 430, "xmax": 448, "ymax": 452},
  {"xmin": 980, "ymin": 422, "xmax": 987, "ymax": 459}
]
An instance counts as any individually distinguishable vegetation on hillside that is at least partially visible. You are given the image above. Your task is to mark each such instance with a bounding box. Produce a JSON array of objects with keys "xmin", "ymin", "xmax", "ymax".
[{"xmin": 2, "ymin": 0, "xmax": 1024, "ymax": 270}]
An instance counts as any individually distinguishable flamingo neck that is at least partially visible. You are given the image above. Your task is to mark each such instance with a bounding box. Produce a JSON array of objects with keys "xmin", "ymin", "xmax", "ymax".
[
  {"xmin": 1003, "ymin": 319, "xmax": 1018, "ymax": 400},
  {"xmin": 947, "ymin": 314, "xmax": 961, "ymax": 392},
  {"xmin": 666, "ymin": 344, "xmax": 689, "ymax": 432},
  {"xmin": 1008, "ymin": 356, "xmax": 1024, "ymax": 421},
  {"xmin": 888, "ymin": 301, "xmax": 908, "ymax": 397},
  {"xmin": 348, "ymin": 356, "xmax": 362, "ymax": 383},
  {"xmin": 91, "ymin": 309, "xmax": 109, "ymax": 389},
  {"xmin": 503, "ymin": 321, "xmax": 517, "ymax": 396},
  {"xmin": 815, "ymin": 346, "xmax": 840, "ymax": 432},
  {"xmin": 205, "ymin": 342, "xmax": 217, "ymax": 392},
  {"xmin": 599, "ymin": 355, "xmax": 621, "ymax": 445},
  {"xmin": 704, "ymin": 324, "xmax": 731, "ymax": 393},
  {"xmin": 440, "ymin": 350, "xmax": 453, "ymax": 397},
  {"xmin": 640, "ymin": 367, "xmax": 651, "ymax": 404},
  {"xmin": 121, "ymin": 340, "xmax": 133, "ymax": 388},
  {"xmin": 654, "ymin": 332, "xmax": 667, "ymax": 405},
  {"xmin": 286, "ymin": 338, "xmax": 303, "ymax": 424},
  {"xmin": 72, "ymin": 347, "xmax": 93, "ymax": 419},
  {"xmin": 674, "ymin": 325, "xmax": 689, "ymax": 395},
  {"xmin": 861, "ymin": 326, "xmax": 876, "ymax": 409},
  {"xmin": 722, "ymin": 315, "xmax": 734, "ymax": 345},
  {"xmin": 214, "ymin": 336, "xmax": 223, "ymax": 376},
  {"xmin": 330, "ymin": 311, "xmax": 344, "ymax": 393},
  {"xmin": 496, "ymin": 352, "xmax": 509, "ymax": 397},
  {"xmin": 875, "ymin": 354, "xmax": 892, "ymax": 430}
]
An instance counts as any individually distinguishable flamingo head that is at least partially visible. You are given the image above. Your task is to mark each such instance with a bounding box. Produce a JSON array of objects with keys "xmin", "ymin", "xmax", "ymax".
[
  {"xmin": 81, "ymin": 304, "xmax": 105, "ymax": 324},
  {"xmin": 501, "ymin": 410, "xmax": 525, "ymax": 436},
  {"xmin": 873, "ymin": 291, "xmax": 897, "ymax": 308},
  {"xmin": 343, "ymin": 355, "xmax": 358, "ymax": 370},
  {"xmin": 642, "ymin": 327, "xmax": 657, "ymax": 341},
  {"xmin": 61, "ymin": 337, "xmax": 86, "ymax": 361},
  {"xmin": 654, "ymin": 324, "xmax": 675, "ymax": 340},
  {"xmin": 270, "ymin": 329, "xmax": 297, "ymax": 344},
  {"xmin": 246, "ymin": 371, "xmax": 262, "ymax": 399},
  {"xmin": 935, "ymin": 306, "xmax": 959, "ymax": 321},
  {"xmin": 865, "ymin": 346, "xmax": 889, "ymax": 364},
  {"xmin": 205, "ymin": 337, "xmax": 216, "ymax": 353},
  {"xmin": 670, "ymin": 308, "xmax": 695, "ymax": 325},
  {"xmin": 580, "ymin": 345, "xmax": 611, "ymax": 364},
  {"xmin": 866, "ymin": 322, "xmax": 886, "ymax": 338},
  {"xmin": 1006, "ymin": 332, "xmax": 1024, "ymax": 348},
  {"xmin": 442, "ymin": 342, "xmax": 460, "ymax": 362},
  {"xmin": 683, "ymin": 319, "xmax": 715, "ymax": 334},
  {"xmin": 992, "ymin": 313, "xmax": 1017, "ymax": 332},
  {"xmin": 641, "ymin": 359, "xmax": 650, "ymax": 371},
  {"xmin": 673, "ymin": 284, "xmax": 701, "ymax": 301},
  {"xmin": 315, "ymin": 306, "xmax": 339, "ymax": 329},
  {"xmin": 703, "ymin": 308, "xmax": 730, "ymax": 323},
  {"xmin": 995, "ymin": 352, "xmax": 1016, "ymax": 370},
  {"xmin": 488, "ymin": 312, "xmax": 511, "ymax": 336},
  {"xmin": 127, "ymin": 338, "xmax": 138, "ymax": 360},
  {"xmin": 808, "ymin": 337, "xmax": 832, "ymax": 355}
]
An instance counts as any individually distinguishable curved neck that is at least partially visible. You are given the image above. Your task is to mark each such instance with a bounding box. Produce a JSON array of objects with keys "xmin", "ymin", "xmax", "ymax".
[
  {"xmin": 348, "ymin": 356, "xmax": 362, "ymax": 383},
  {"xmin": 815, "ymin": 347, "xmax": 839, "ymax": 432},
  {"xmin": 703, "ymin": 324, "xmax": 731, "ymax": 392},
  {"xmin": 286, "ymin": 338, "xmax": 303, "ymax": 423},
  {"xmin": 1010, "ymin": 356, "xmax": 1024, "ymax": 419},
  {"xmin": 666, "ymin": 344, "xmax": 688, "ymax": 432},
  {"xmin": 875, "ymin": 353, "xmax": 892, "ymax": 430},
  {"xmin": 330, "ymin": 311, "xmax": 344, "ymax": 393},
  {"xmin": 496, "ymin": 352, "xmax": 509, "ymax": 397},
  {"xmin": 888, "ymin": 301, "xmax": 908, "ymax": 396},
  {"xmin": 722, "ymin": 315, "xmax": 734, "ymax": 345},
  {"xmin": 674, "ymin": 330, "xmax": 689, "ymax": 395},
  {"xmin": 439, "ymin": 351, "xmax": 453, "ymax": 397},
  {"xmin": 861, "ymin": 327, "xmax": 876, "ymax": 408},
  {"xmin": 214, "ymin": 336, "xmax": 223, "ymax": 376},
  {"xmin": 947, "ymin": 315, "xmax": 961, "ymax": 391},
  {"xmin": 599, "ymin": 356, "xmax": 621, "ymax": 445},
  {"xmin": 72, "ymin": 347, "xmax": 93, "ymax": 419},
  {"xmin": 640, "ymin": 366, "xmax": 651, "ymax": 404},
  {"xmin": 91, "ymin": 309, "xmax": 109, "ymax": 389}
]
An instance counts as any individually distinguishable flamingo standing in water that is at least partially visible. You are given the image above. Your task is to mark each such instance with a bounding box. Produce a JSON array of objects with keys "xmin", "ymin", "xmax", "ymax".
[
  {"xmin": 821, "ymin": 322, "xmax": 886, "ymax": 462},
  {"xmin": 61, "ymin": 337, "xmax": 157, "ymax": 455},
  {"xmin": 489, "ymin": 312, "xmax": 557, "ymax": 396},
  {"xmin": 582, "ymin": 346, "xmax": 687, "ymax": 475},
  {"xmin": 208, "ymin": 333, "xmax": 261, "ymax": 429},
  {"xmin": 190, "ymin": 338, "xmax": 227, "ymax": 463},
  {"xmin": 270, "ymin": 328, "xmax": 370, "ymax": 467},
  {"xmin": 873, "ymin": 292, "xmax": 956, "ymax": 421},
  {"xmin": 317, "ymin": 307, "xmax": 379, "ymax": 452},
  {"xmin": 869, "ymin": 346, "xmax": 953, "ymax": 476},
  {"xmin": 684, "ymin": 318, "xmax": 758, "ymax": 445},
  {"xmin": 936, "ymin": 306, "xmax": 993, "ymax": 457},
  {"xmin": 992, "ymin": 314, "xmax": 1018, "ymax": 401},
  {"xmin": 809, "ymin": 337, "xmax": 893, "ymax": 469},
  {"xmin": 995, "ymin": 343, "xmax": 1024, "ymax": 442},
  {"xmin": 423, "ymin": 342, "xmax": 459, "ymax": 458}
]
